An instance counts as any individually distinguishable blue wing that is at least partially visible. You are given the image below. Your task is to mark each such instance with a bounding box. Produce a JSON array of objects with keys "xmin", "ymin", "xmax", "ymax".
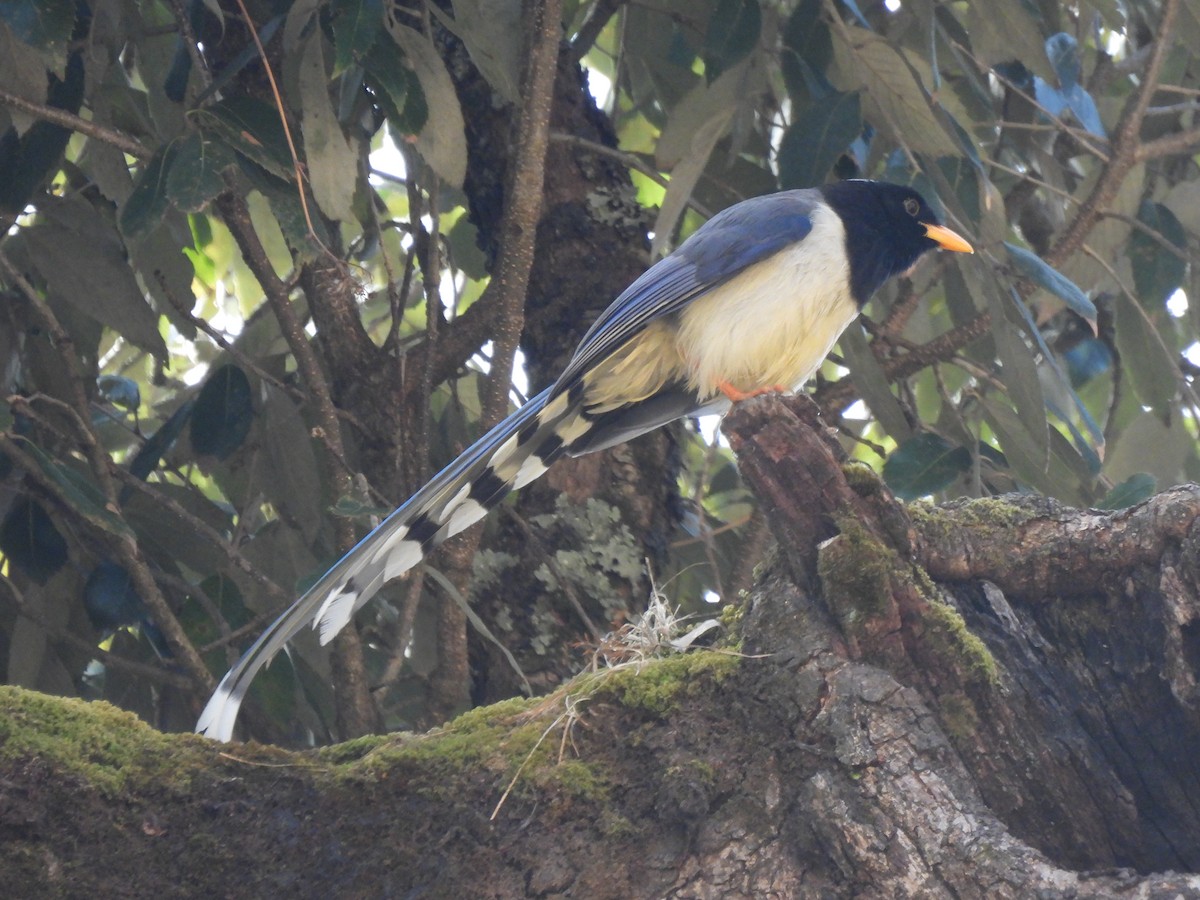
[{"xmin": 550, "ymin": 190, "xmax": 822, "ymax": 397}]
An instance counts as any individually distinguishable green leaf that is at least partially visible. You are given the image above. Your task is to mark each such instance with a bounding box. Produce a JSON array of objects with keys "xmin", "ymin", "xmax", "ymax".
[
  {"xmin": 190, "ymin": 364, "xmax": 255, "ymax": 460},
  {"xmin": 1104, "ymin": 411, "xmax": 1191, "ymax": 487},
  {"xmin": 979, "ymin": 397, "xmax": 1092, "ymax": 504},
  {"xmin": 165, "ymin": 132, "xmax": 237, "ymax": 213},
  {"xmin": 778, "ymin": 92, "xmax": 861, "ymax": 189},
  {"xmin": 702, "ymin": 0, "xmax": 762, "ymax": 83},
  {"xmin": 966, "ymin": 0, "xmax": 1053, "ymax": 81},
  {"xmin": 261, "ymin": 384, "xmax": 323, "ymax": 543},
  {"xmin": 0, "ymin": 26, "xmax": 49, "ymax": 133},
  {"xmin": 830, "ymin": 26, "xmax": 963, "ymax": 158},
  {"xmin": 431, "ymin": 0, "xmax": 521, "ymax": 103},
  {"xmin": 21, "ymin": 442, "xmax": 133, "ymax": 539},
  {"xmin": 837, "ymin": 323, "xmax": 912, "ymax": 442},
  {"xmin": 120, "ymin": 144, "xmax": 178, "ymax": 241},
  {"xmin": 330, "ymin": 495, "xmax": 394, "ymax": 520},
  {"xmin": 332, "ymin": 0, "xmax": 383, "ymax": 75},
  {"xmin": 240, "ymin": 164, "xmax": 329, "ymax": 257},
  {"xmin": 1005, "ymin": 242, "xmax": 1098, "ymax": 325},
  {"xmin": 384, "ymin": 21, "xmax": 466, "ymax": 187},
  {"xmin": 882, "ymin": 433, "xmax": 972, "ymax": 500},
  {"xmin": 29, "ymin": 196, "xmax": 169, "ymax": 360},
  {"xmin": 193, "ymin": 96, "xmax": 294, "ymax": 180},
  {"xmin": 1129, "ymin": 200, "xmax": 1187, "ymax": 308},
  {"xmin": 128, "ymin": 213, "xmax": 199, "ymax": 340},
  {"xmin": 1113, "ymin": 290, "xmax": 1178, "ymax": 421},
  {"xmin": 1096, "ymin": 473, "xmax": 1156, "ymax": 510},
  {"xmin": 446, "ymin": 213, "xmax": 489, "ymax": 279},
  {"xmin": 991, "ymin": 314, "xmax": 1047, "ymax": 461},
  {"xmin": 298, "ymin": 31, "xmax": 358, "ymax": 222},
  {"xmin": 0, "ymin": 0, "xmax": 74, "ymax": 65},
  {"xmin": 123, "ymin": 482, "xmax": 234, "ymax": 576},
  {"xmin": 364, "ymin": 38, "xmax": 427, "ymax": 133},
  {"xmin": 780, "ymin": 0, "xmax": 832, "ymax": 101}
]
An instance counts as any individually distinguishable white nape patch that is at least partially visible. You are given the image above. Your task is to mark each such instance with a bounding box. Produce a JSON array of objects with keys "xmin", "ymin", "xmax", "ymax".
[
  {"xmin": 315, "ymin": 588, "xmax": 359, "ymax": 644},
  {"xmin": 513, "ymin": 454, "xmax": 548, "ymax": 489},
  {"xmin": 381, "ymin": 539, "xmax": 424, "ymax": 581},
  {"xmin": 445, "ymin": 499, "xmax": 487, "ymax": 536},
  {"xmin": 676, "ymin": 203, "xmax": 857, "ymax": 397}
]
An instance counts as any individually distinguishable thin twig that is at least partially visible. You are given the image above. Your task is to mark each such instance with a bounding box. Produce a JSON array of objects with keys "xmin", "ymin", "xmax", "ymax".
[
  {"xmin": 481, "ymin": 0, "xmax": 563, "ymax": 424},
  {"xmin": 0, "ymin": 86, "xmax": 150, "ymax": 159},
  {"xmin": 815, "ymin": 312, "xmax": 994, "ymax": 415}
]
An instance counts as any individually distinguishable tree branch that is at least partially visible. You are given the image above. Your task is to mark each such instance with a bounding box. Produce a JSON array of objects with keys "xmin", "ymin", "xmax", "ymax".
[
  {"xmin": 480, "ymin": 0, "xmax": 563, "ymax": 425},
  {"xmin": 1045, "ymin": 0, "xmax": 1179, "ymax": 269},
  {"xmin": 815, "ymin": 311, "xmax": 994, "ymax": 415},
  {"xmin": 915, "ymin": 484, "xmax": 1200, "ymax": 597}
]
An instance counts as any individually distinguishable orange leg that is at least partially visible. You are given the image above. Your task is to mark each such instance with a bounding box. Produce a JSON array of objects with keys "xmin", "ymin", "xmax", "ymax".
[{"xmin": 718, "ymin": 381, "xmax": 788, "ymax": 403}]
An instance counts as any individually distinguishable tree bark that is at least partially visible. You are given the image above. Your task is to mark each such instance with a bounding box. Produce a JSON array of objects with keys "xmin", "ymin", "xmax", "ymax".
[{"xmin": 4, "ymin": 396, "xmax": 1200, "ymax": 897}]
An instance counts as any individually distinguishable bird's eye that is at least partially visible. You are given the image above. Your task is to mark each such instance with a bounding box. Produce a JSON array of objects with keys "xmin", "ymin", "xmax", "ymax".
[{"xmin": 903, "ymin": 198, "xmax": 921, "ymax": 216}]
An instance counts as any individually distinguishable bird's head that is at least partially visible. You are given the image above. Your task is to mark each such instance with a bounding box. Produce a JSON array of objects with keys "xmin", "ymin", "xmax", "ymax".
[{"xmin": 821, "ymin": 180, "xmax": 973, "ymax": 306}]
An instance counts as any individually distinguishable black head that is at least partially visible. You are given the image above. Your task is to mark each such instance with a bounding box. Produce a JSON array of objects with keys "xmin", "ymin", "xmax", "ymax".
[{"xmin": 820, "ymin": 180, "xmax": 973, "ymax": 306}]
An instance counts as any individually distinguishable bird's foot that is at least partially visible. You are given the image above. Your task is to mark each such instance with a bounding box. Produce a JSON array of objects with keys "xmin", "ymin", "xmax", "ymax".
[{"xmin": 718, "ymin": 381, "xmax": 789, "ymax": 403}]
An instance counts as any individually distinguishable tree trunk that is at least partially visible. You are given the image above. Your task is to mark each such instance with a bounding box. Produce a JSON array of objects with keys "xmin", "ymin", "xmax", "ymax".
[{"xmin": 3, "ymin": 396, "xmax": 1200, "ymax": 896}]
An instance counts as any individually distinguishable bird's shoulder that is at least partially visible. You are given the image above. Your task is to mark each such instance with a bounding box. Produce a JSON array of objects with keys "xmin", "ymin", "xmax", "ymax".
[{"xmin": 678, "ymin": 189, "xmax": 827, "ymax": 281}]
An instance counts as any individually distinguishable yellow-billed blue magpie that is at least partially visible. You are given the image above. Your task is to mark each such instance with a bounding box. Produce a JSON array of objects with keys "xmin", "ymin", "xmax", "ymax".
[{"xmin": 197, "ymin": 179, "xmax": 972, "ymax": 740}]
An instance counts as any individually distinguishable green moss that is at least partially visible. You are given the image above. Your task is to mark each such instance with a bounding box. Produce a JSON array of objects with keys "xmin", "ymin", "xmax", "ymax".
[
  {"xmin": 841, "ymin": 460, "xmax": 884, "ymax": 496},
  {"xmin": 314, "ymin": 732, "xmax": 390, "ymax": 764},
  {"xmin": 818, "ymin": 520, "xmax": 895, "ymax": 630},
  {"xmin": 581, "ymin": 651, "xmax": 741, "ymax": 715},
  {"xmin": 0, "ymin": 686, "xmax": 205, "ymax": 796},
  {"xmin": 599, "ymin": 809, "xmax": 639, "ymax": 839},
  {"xmin": 923, "ymin": 598, "xmax": 998, "ymax": 685},
  {"xmin": 719, "ymin": 601, "xmax": 744, "ymax": 632},
  {"xmin": 718, "ymin": 601, "xmax": 746, "ymax": 652},
  {"xmin": 549, "ymin": 757, "xmax": 607, "ymax": 801},
  {"xmin": 908, "ymin": 497, "xmax": 1032, "ymax": 538},
  {"xmin": 348, "ymin": 695, "xmax": 539, "ymax": 774},
  {"xmin": 338, "ymin": 691, "xmax": 610, "ymax": 807},
  {"xmin": 814, "ymin": 515, "xmax": 999, "ymax": 687},
  {"xmin": 329, "ymin": 653, "xmax": 733, "ymax": 806}
]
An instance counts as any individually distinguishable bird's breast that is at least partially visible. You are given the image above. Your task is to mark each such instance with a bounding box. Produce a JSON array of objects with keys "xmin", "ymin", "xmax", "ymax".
[{"xmin": 676, "ymin": 204, "xmax": 858, "ymax": 397}]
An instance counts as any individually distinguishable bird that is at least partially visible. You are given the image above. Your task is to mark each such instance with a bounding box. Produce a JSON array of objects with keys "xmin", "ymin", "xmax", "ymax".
[{"xmin": 196, "ymin": 179, "xmax": 973, "ymax": 741}]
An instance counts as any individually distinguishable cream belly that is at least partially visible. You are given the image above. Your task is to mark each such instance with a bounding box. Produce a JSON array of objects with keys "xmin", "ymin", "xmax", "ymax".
[
  {"xmin": 582, "ymin": 204, "xmax": 857, "ymax": 410},
  {"xmin": 676, "ymin": 205, "xmax": 857, "ymax": 397}
]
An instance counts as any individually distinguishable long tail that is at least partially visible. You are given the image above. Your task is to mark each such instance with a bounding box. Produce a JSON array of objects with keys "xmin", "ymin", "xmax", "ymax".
[{"xmin": 196, "ymin": 385, "xmax": 585, "ymax": 741}]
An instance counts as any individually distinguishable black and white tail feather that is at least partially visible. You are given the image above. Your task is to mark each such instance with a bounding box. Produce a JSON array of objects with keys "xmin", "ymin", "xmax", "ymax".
[
  {"xmin": 196, "ymin": 383, "xmax": 583, "ymax": 741},
  {"xmin": 195, "ymin": 373, "xmax": 719, "ymax": 741}
]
